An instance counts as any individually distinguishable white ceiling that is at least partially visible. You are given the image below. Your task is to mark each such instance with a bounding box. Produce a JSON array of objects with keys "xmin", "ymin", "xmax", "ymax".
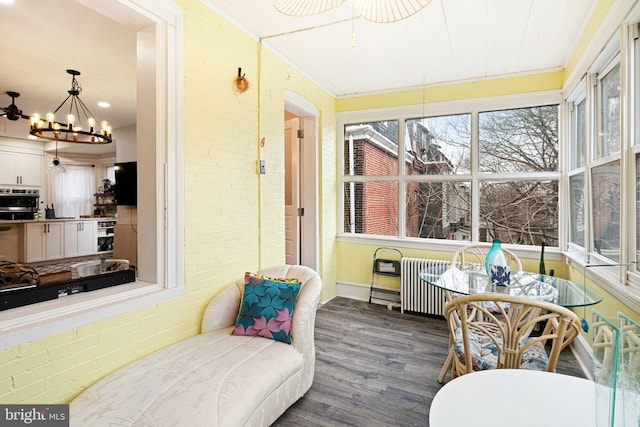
[
  {"xmin": 206, "ymin": 0, "xmax": 597, "ymax": 96},
  {"xmin": 0, "ymin": 0, "xmax": 597, "ymax": 153}
]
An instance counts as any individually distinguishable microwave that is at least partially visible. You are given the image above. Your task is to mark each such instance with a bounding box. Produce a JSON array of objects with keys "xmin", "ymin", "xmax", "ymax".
[{"xmin": 0, "ymin": 187, "xmax": 39, "ymax": 220}]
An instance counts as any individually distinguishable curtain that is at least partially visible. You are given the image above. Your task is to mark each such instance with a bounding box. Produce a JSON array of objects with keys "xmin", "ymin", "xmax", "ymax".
[{"xmin": 49, "ymin": 165, "xmax": 96, "ymax": 218}]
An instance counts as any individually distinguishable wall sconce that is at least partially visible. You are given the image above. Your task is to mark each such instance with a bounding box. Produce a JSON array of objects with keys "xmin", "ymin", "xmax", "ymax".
[{"xmin": 234, "ymin": 68, "xmax": 250, "ymax": 93}]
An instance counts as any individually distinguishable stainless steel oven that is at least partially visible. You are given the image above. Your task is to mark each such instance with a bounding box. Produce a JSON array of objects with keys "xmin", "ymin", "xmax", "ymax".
[{"xmin": 0, "ymin": 187, "xmax": 39, "ymax": 220}]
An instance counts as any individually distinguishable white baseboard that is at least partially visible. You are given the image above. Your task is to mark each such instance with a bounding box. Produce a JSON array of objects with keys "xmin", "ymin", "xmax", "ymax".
[
  {"xmin": 336, "ymin": 280, "xmax": 400, "ymax": 306},
  {"xmin": 569, "ymin": 333, "xmax": 594, "ymax": 379}
]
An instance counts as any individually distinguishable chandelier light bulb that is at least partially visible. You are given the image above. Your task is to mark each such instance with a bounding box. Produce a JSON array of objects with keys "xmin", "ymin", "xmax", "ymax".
[{"xmin": 46, "ymin": 113, "xmax": 55, "ymax": 125}]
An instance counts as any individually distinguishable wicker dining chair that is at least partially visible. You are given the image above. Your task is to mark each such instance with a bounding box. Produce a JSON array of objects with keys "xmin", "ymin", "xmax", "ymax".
[
  {"xmin": 437, "ymin": 244, "xmax": 523, "ymax": 383},
  {"xmin": 444, "ymin": 293, "xmax": 581, "ymax": 379}
]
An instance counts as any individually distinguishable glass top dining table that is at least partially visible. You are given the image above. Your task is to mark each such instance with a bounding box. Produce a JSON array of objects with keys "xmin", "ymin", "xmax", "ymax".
[{"xmin": 419, "ymin": 266, "xmax": 603, "ymax": 307}]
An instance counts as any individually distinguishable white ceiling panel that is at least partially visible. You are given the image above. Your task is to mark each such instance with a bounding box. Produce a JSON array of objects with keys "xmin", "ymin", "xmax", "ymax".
[{"xmin": 207, "ymin": 0, "xmax": 596, "ymax": 95}]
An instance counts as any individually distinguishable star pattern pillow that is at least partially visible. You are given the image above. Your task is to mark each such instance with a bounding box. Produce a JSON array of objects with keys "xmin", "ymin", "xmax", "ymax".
[{"xmin": 232, "ymin": 273, "xmax": 302, "ymax": 344}]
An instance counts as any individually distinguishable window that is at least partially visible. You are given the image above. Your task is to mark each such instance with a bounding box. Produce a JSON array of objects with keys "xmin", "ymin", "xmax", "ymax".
[
  {"xmin": 106, "ymin": 165, "xmax": 116, "ymax": 184},
  {"xmin": 564, "ymin": 20, "xmax": 640, "ymax": 301},
  {"xmin": 49, "ymin": 165, "xmax": 96, "ymax": 218},
  {"xmin": 573, "ymin": 100, "xmax": 586, "ymax": 169},
  {"xmin": 568, "ymin": 95, "xmax": 587, "ymax": 250},
  {"xmin": 588, "ymin": 61, "xmax": 622, "ymax": 263},
  {"xmin": 340, "ymin": 102, "xmax": 559, "ymax": 246},
  {"xmin": 0, "ymin": 0, "xmax": 183, "ymax": 350},
  {"xmin": 405, "ymin": 115, "xmax": 471, "ymax": 175},
  {"xmin": 479, "ymin": 180, "xmax": 558, "ymax": 245},
  {"xmin": 479, "ymin": 106, "xmax": 558, "ymax": 174},
  {"xmin": 343, "ymin": 120, "xmax": 399, "ymax": 235},
  {"xmin": 344, "ymin": 120, "xmax": 399, "ymax": 176},
  {"xmin": 403, "ymin": 115, "xmax": 472, "ymax": 239},
  {"xmin": 405, "ymin": 181, "xmax": 471, "ymax": 240},
  {"xmin": 344, "ymin": 182, "xmax": 398, "ymax": 235},
  {"xmin": 569, "ymin": 174, "xmax": 585, "ymax": 247},
  {"xmin": 597, "ymin": 64, "xmax": 621, "ymax": 159},
  {"xmin": 591, "ymin": 160, "xmax": 621, "ymax": 261}
]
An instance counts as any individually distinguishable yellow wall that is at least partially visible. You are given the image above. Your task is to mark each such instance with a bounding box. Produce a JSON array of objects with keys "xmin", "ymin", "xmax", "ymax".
[
  {"xmin": 0, "ymin": 0, "xmax": 337, "ymax": 404},
  {"xmin": 337, "ymin": 70, "xmax": 564, "ymax": 112},
  {"xmin": 563, "ymin": 0, "xmax": 616, "ymax": 82},
  {"xmin": 337, "ymin": 241, "xmax": 564, "ymax": 289},
  {"xmin": 565, "ymin": 265, "xmax": 640, "ymax": 332}
]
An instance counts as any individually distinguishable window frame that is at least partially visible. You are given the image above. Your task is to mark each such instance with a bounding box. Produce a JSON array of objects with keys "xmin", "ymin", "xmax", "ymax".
[
  {"xmin": 337, "ymin": 91, "xmax": 562, "ymax": 254},
  {"xmin": 627, "ymin": 22, "xmax": 640, "ymax": 289},
  {"xmin": 563, "ymin": 16, "xmax": 640, "ymax": 311},
  {"xmin": 0, "ymin": 0, "xmax": 184, "ymax": 351}
]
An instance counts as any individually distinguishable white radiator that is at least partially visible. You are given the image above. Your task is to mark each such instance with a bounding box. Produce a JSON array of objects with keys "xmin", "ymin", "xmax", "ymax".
[{"xmin": 400, "ymin": 257, "xmax": 450, "ymax": 316}]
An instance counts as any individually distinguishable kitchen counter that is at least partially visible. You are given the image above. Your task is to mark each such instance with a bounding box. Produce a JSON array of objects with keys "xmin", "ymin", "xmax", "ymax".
[
  {"xmin": 0, "ymin": 218, "xmax": 117, "ymax": 263},
  {"xmin": 0, "ymin": 217, "xmax": 116, "ymax": 224}
]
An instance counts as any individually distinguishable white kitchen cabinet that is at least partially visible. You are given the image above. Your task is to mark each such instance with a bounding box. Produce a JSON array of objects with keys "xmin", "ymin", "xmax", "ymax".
[
  {"xmin": 25, "ymin": 222, "xmax": 64, "ymax": 263},
  {"xmin": 0, "ymin": 151, "xmax": 42, "ymax": 186},
  {"xmin": 64, "ymin": 221, "xmax": 97, "ymax": 258}
]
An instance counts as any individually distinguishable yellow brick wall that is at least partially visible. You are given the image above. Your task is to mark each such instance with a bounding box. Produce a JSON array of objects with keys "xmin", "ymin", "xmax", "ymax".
[{"xmin": 0, "ymin": 0, "xmax": 337, "ymax": 404}]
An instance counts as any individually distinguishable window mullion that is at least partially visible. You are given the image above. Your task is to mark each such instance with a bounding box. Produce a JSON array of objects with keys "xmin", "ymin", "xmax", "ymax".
[
  {"xmin": 398, "ymin": 117, "xmax": 406, "ymax": 238},
  {"xmin": 470, "ymin": 110, "xmax": 480, "ymax": 242}
]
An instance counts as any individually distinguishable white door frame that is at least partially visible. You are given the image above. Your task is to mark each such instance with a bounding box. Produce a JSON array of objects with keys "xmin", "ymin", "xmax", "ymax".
[{"xmin": 284, "ymin": 91, "xmax": 319, "ymax": 271}]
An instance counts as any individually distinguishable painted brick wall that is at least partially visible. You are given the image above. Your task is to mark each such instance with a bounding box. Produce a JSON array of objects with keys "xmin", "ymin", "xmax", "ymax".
[{"xmin": 0, "ymin": 0, "xmax": 337, "ymax": 404}]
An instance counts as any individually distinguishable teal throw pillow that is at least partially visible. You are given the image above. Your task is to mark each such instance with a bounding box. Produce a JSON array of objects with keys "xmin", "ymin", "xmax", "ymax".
[{"xmin": 232, "ymin": 273, "xmax": 302, "ymax": 344}]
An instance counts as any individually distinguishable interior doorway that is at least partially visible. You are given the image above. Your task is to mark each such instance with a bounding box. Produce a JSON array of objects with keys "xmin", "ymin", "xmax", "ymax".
[
  {"xmin": 284, "ymin": 116, "xmax": 301, "ymax": 265},
  {"xmin": 284, "ymin": 92, "xmax": 318, "ymax": 271}
]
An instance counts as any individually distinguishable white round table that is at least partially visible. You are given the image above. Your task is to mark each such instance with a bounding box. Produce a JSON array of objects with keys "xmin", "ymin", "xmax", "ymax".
[{"xmin": 429, "ymin": 369, "xmax": 596, "ymax": 427}]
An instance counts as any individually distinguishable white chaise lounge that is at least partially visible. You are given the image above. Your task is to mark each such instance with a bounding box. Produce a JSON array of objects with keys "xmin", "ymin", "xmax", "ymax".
[{"xmin": 69, "ymin": 264, "xmax": 322, "ymax": 426}]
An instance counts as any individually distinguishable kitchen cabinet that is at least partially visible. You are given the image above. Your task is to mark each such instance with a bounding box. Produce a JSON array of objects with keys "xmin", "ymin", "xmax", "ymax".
[
  {"xmin": 25, "ymin": 222, "xmax": 64, "ymax": 262},
  {"xmin": 64, "ymin": 221, "xmax": 97, "ymax": 258},
  {"xmin": 0, "ymin": 151, "xmax": 42, "ymax": 186}
]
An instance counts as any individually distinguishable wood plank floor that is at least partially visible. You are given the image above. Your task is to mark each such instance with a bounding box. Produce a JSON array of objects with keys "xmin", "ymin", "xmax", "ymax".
[{"xmin": 273, "ymin": 297, "xmax": 586, "ymax": 427}]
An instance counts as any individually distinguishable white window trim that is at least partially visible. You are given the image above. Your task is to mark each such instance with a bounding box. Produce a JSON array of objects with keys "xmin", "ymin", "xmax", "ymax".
[
  {"xmin": 337, "ymin": 91, "xmax": 563, "ymax": 246},
  {"xmin": 565, "ymin": 251, "xmax": 640, "ymax": 314},
  {"xmin": 0, "ymin": 0, "xmax": 184, "ymax": 352},
  {"xmin": 563, "ymin": 9, "xmax": 640, "ymax": 311}
]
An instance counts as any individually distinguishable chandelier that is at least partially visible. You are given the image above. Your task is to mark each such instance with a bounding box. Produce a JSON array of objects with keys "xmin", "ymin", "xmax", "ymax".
[
  {"xmin": 274, "ymin": 0, "xmax": 432, "ymax": 23},
  {"xmin": 30, "ymin": 69, "xmax": 112, "ymax": 144}
]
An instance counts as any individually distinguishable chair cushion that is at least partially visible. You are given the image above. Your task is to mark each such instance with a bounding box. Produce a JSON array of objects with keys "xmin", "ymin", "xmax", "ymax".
[
  {"xmin": 482, "ymin": 301, "xmax": 510, "ymax": 315},
  {"xmin": 232, "ymin": 273, "xmax": 302, "ymax": 344},
  {"xmin": 454, "ymin": 328, "xmax": 549, "ymax": 371}
]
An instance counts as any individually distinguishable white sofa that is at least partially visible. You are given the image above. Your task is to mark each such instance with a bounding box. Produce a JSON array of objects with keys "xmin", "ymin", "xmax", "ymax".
[{"xmin": 69, "ymin": 265, "xmax": 322, "ymax": 426}]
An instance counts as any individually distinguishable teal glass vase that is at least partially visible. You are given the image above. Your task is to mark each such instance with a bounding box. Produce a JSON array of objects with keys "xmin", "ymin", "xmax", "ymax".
[
  {"xmin": 486, "ymin": 239, "xmax": 510, "ymax": 287},
  {"xmin": 485, "ymin": 239, "xmax": 503, "ymax": 274}
]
